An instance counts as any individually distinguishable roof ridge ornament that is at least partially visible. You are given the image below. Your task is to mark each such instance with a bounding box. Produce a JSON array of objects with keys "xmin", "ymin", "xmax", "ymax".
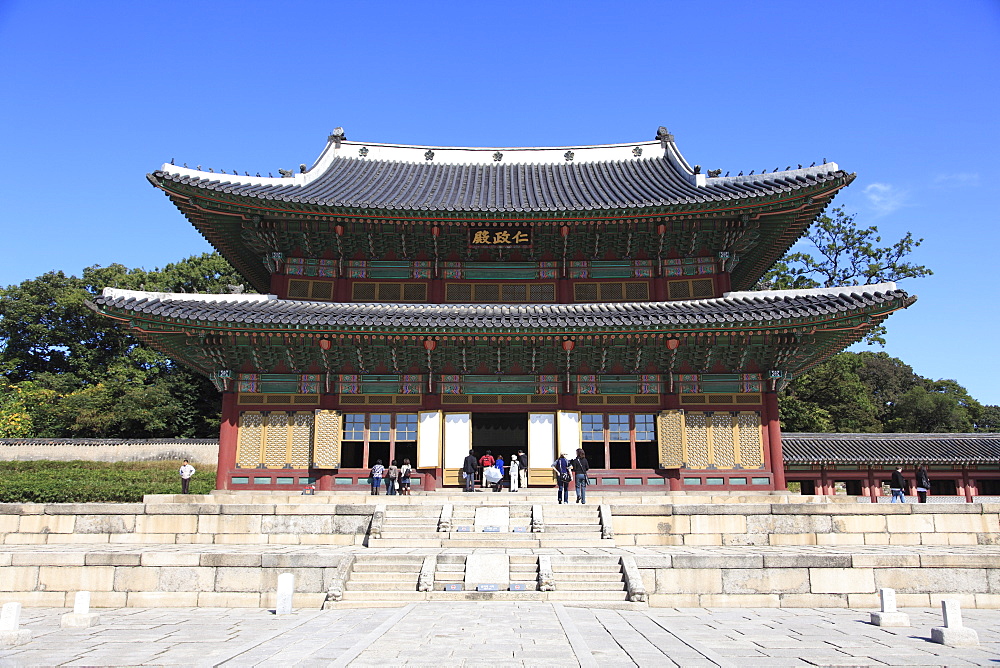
[
  {"xmin": 358, "ymin": 146, "xmax": 369, "ymax": 157},
  {"xmin": 329, "ymin": 127, "xmax": 347, "ymax": 148},
  {"xmin": 425, "ymin": 150, "xmax": 435, "ymax": 161},
  {"xmin": 655, "ymin": 126, "xmax": 674, "ymax": 148},
  {"xmin": 493, "ymin": 151, "xmax": 503, "ymax": 162},
  {"xmin": 632, "ymin": 146, "xmax": 643, "ymax": 157},
  {"xmin": 564, "ymin": 150, "xmax": 575, "ymax": 162}
]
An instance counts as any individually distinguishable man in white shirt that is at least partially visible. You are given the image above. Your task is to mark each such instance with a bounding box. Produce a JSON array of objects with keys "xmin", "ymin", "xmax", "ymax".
[{"xmin": 179, "ymin": 460, "xmax": 196, "ymax": 494}]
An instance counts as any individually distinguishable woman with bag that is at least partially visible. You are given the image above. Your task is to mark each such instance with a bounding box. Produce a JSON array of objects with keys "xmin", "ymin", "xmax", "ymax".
[
  {"xmin": 385, "ymin": 460, "xmax": 399, "ymax": 496},
  {"xmin": 399, "ymin": 458, "xmax": 412, "ymax": 496},
  {"xmin": 369, "ymin": 460, "xmax": 384, "ymax": 495},
  {"xmin": 571, "ymin": 448, "xmax": 590, "ymax": 504},
  {"xmin": 551, "ymin": 453, "xmax": 570, "ymax": 504},
  {"xmin": 509, "ymin": 456, "xmax": 520, "ymax": 492}
]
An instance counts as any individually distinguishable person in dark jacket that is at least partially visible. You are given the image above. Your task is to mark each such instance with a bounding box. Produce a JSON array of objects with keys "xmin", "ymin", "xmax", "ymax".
[
  {"xmin": 517, "ymin": 450, "xmax": 528, "ymax": 489},
  {"xmin": 552, "ymin": 453, "xmax": 570, "ymax": 504},
  {"xmin": 462, "ymin": 449, "xmax": 478, "ymax": 492},
  {"xmin": 916, "ymin": 463, "xmax": 931, "ymax": 503},
  {"xmin": 890, "ymin": 466, "xmax": 907, "ymax": 503},
  {"xmin": 571, "ymin": 448, "xmax": 590, "ymax": 504}
]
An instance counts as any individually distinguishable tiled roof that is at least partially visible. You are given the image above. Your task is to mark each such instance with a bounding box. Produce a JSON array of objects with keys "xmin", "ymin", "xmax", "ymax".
[
  {"xmin": 90, "ymin": 283, "xmax": 913, "ymax": 334},
  {"xmin": 152, "ymin": 136, "xmax": 848, "ymax": 213},
  {"xmin": 782, "ymin": 433, "xmax": 1000, "ymax": 465}
]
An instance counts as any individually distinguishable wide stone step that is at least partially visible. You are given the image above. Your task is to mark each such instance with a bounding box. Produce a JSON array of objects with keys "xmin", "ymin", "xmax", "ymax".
[
  {"xmin": 351, "ymin": 557, "xmax": 428, "ymax": 569},
  {"xmin": 537, "ymin": 539, "xmax": 608, "ymax": 548},
  {"xmin": 340, "ymin": 590, "xmax": 427, "ymax": 602},
  {"xmin": 442, "ymin": 539, "xmax": 542, "ymax": 548},
  {"xmin": 367, "ymin": 539, "xmax": 443, "ymax": 548},
  {"xmin": 349, "ymin": 572, "xmax": 420, "ymax": 583},
  {"xmin": 543, "ymin": 525, "xmax": 602, "ymax": 532},
  {"xmin": 554, "ymin": 581, "xmax": 625, "ymax": 591},
  {"xmin": 546, "ymin": 590, "xmax": 630, "ymax": 602},
  {"xmin": 383, "ymin": 517, "xmax": 440, "ymax": 526},
  {"xmin": 345, "ymin": 581, "xmax": 420, "ymax": 592},
  {"xmin": 377, "ymin": 531, "xmax": 442, "ymax": 539},
  {"xmin": 552, "ymin": 571, "xmax": 623, "ymax": 582}
]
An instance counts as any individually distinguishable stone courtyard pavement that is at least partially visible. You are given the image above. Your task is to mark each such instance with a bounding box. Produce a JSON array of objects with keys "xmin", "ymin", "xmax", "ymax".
[{"xmin": 1, "ymin": 603, "xmax": 998, "ymax": 667}]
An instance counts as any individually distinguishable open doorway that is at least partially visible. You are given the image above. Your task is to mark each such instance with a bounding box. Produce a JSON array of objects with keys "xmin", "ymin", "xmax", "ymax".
[{"xmin": 472, "ymin": 413, "xmax": 528, "ymax": 466}]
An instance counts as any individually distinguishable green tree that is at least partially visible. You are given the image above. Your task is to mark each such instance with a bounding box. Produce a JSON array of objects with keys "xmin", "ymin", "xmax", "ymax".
[
  {"xmin": 885, "ymin": 379, "xmax": 982, "ymax": 433},
  {"xmin": 779, "ymin": 353, "xmax": 882, "ymax": 432},
  {"xmin": 974, "ymin": 405, "xmax": 1000, "ymax": 432},
  {"xmin": 0, "ymin": 253, "xmax": 244, "ymax": 438},
  {"xmin": 0, "ymin": 377, "xmax": 32, "ymax": 437},
  {"xmin": 759, "ymin": 208, "xmax": 932, "ymax": 345}
]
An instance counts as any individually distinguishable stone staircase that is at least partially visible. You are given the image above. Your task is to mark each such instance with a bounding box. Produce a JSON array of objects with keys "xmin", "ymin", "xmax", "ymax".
[
  {"xmin": 340, "ymin": 553, "xmax": 427, "ymax": 604},
  {"xmin": 370, "ymin": 503, "xmax": 613, "ymax": 548},
  {"xmin": 548, "ymin": 555, "xmax": 629, "ymax": 603}
]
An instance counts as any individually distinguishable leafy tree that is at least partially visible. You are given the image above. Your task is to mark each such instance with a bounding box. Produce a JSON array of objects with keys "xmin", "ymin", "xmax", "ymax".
[
  {"xmin": 759, "ymin": 208, "xmax": 932, "ymax": 345},
  {"xmin": 779, "ymin": 353, "xmax": 881, "ymax": 432},
  {"xmin": 0, "ymin": 253, "xmax": 244, "ymax": 438},
  {"xmin": 0, "ymin": 377, "xmax": 32, "ymax": 437},
  {"xmin": 974, "ymin": 405, "xmax": 1000, "ymax": 433},
  {"xmin": 885, "ymin": 379, "xmax": 982, "ymax": 433}
]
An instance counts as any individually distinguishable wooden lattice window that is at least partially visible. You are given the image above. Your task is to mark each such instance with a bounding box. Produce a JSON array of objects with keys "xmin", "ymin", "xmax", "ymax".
[
  {"xmin": 666, "ymin": 278, "xmax": 715, "ymax": 301},
  {"xmin": 236, "ymin": 410, "xmax": 314, "ymax": 470},
  {"xmin": 287, "ymin": 279, "xmax": 335, "ymax": 301},
  {"xmin": 574, "ymin": 282, "xmax": 650, "ymax": 302},
  {"xmin": 352, "ymin": 282, "xmax": 427, "ymax": 302},
  {"xmin": 445, "ymin": 283, "xmax": 555, "ymax": 302}
]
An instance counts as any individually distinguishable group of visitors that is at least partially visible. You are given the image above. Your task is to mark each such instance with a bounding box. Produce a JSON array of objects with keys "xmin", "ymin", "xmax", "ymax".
[
  {"xmin": 369, "ymin": 458, "xmax": 414, "ymax": 495},
  {"xmin": 889, "ymin": 463, "xmax": 932, "ymax": 503},
  {"xmin": 461, "ymin": 449, "xmax": 529, "ymax": 492},
  {"xmin": 552, "ymin": 449, "xmax": 590, "ymax": 503}
]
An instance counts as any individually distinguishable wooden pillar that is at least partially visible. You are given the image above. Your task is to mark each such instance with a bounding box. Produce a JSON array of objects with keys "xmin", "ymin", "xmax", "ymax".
[
  {"xmin": 867, "ymin": 466, "xmax": 879, "ymax": 503},
  {"xmin": 764, "ymin": 391, "xmax": 787, "ymax": 490},
  {"xmin": 716, "ymin": 272, "xmax": 732, "ymax": 296},
  {"xmin": 962, "ymin": 470, "xmax": 975, "ymax": 503},
  {"xmin": 217, "ymin": 391, "xmax": 239, "ymax": 491}
]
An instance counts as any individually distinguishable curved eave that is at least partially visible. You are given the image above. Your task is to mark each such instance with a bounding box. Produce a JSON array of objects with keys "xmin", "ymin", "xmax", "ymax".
[{"xmin": 88, "ymin": 285, "xmax": 915, "ymax": 339}]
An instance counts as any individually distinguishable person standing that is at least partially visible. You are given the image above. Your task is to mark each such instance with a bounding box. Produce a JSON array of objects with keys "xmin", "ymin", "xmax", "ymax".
[
  {"xmin": 552, "ymin": 453, "xmax": 570, "ymax": 504},
  {"xmin": 385, "ymin": 460, "xmax": 398, "ymax": 496},
  {"xmin": 916, "ymin": 463, "xmax": 931, "ymax": 503},
  {"xmin": 493, "ymin": 455, "xmax": 506, "ymax": 492},
  {"xmin": 370, "ymin": 460, "xmax": 385, "ymax": 495},
  {"xmin": 509, "ymin": 456, "xmax": 520, "ymax": 493},
  {"xmin": 517, "ymin": 450, "xmax": 528, "ymax": 489},
  {"xmin": 890, "ymin": 465, "xmax": 907, "ymax": 503},
  {"xmin": 479, "ymin": 450, "xmax": 495, "ymax": 488},
  {"xmin": 571, "ymin": 448, "xmax": 590, "ymax": 504},
  {"xmin": 179, "ymin": 460, "xmax": 196, "ymax": 494},
  {"xmin": 463, "ymin": 449, "xmax": 478, "ymax": 492},
  {"xmin": 399, "ymin": 458, "xmax": 412, "ymax": 496}
]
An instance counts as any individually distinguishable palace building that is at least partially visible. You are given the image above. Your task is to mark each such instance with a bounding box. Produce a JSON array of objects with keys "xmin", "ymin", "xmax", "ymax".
[{"xmin": 91, "ymin": 127, "xmax": 916, "ymax": 492}]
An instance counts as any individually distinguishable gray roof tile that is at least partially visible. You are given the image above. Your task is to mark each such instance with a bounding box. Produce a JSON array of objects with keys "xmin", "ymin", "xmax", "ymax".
[{"xmin": 783, "ymin": 433, "xmax": 1000, "ymax": 465}]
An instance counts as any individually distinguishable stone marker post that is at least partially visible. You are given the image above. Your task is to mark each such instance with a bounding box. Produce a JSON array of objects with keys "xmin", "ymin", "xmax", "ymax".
[
  {"xmin": 870, "ymin": 588, "xmax": 909, "ymax": 627},
  {"xmin": 276, "ymin": 573, "xmax": 295, "ymax": 615},
  {"xmin": 0, "ymin": 601, "xmax": 31, "ymax": 648},
  {"xmin": 61, "ymin": 591, "xmax": 102, "ymax": 629},
  {"xmin": 931, "ymin": 599, "xmax": 979, "ymax": 647}
]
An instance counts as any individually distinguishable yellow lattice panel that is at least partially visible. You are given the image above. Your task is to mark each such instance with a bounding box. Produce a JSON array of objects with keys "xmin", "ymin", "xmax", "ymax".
[
  {"xmin": 313, "ymin": 410, "xmax": 342, "ymax": 468},
  {"xmin": 237, "ymin": 412, "xmax": 264, "ymax": 468},
  {"xmin": 264, "ymin": 412, "xmax": 288, "ymax": 469},
  {"xmin": 711, "ymin": 413, "xmax": 736, "ymax": 469},
  {"xmin": 289, "ymin": 412, "xmax": 314, "ymax": 469},
  {"xmin": 737, "ymin": 412, "xmax": 764, "ymax": 468},
  {"xmin": 656, "ymin": 410, "xmax": 684, "ymax": 468},
  {"xmin": 685, "ymin": 413, "xmax": 710, "ymax": 469}
]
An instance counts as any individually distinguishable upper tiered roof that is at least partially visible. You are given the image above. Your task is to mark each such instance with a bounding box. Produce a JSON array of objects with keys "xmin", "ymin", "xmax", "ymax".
[{"xmin": 153, "ymin": 128, "xmax": 848, "ymax": 213}]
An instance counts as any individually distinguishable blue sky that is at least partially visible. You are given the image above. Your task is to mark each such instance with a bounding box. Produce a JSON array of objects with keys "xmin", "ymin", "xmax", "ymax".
[{"xmin": 1, "ymin": 1, "xmax": 998, "ymax": 404}]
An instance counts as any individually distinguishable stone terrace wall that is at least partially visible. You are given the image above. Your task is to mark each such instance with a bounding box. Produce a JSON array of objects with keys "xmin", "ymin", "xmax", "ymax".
[
  {"xmin": 610, "ymin": 502, "xmax": 1000, "ymax": 546},
  {"xmin": 0, "ymin": 439, "xmax": 219, "ymax": 464},
  {"xmin": 0, "ymin": 501, "xmax": 373, "ymax": 546}
]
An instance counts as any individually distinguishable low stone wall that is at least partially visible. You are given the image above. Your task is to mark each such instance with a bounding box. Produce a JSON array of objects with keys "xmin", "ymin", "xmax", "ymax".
[
  {"xmin": 610, "ymin": 502, "xmax": 1000, "ymax": 546},
  {"xmin": 0, "ymin": 548, "xmax": 344, "ymax": 609},
  {"xmin": 634, "ymin": 552, "xmax": 1000, "ymax": 609},
  {"xmin": 0, "ymin": 439, "xmax": 219, "ymax": 464},
  {"xmin": 0, "ymin": 501, "xmax": 373, "ymax": 546}
]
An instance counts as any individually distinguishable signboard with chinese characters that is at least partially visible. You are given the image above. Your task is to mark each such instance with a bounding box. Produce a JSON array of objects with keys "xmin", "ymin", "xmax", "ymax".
[{"xmin": 469, "ymin": 227, "xmax": 531, "ymax": 247}]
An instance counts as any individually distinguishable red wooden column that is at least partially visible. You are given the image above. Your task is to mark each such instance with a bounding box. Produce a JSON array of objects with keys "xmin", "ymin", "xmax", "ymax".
[
  {"xmin": 217, "ymin": 391, "xmax": 239, "ymax": 491},
  {"xmin": 764, "ymin": 391, "xmax": 787, "ymax": 491}
]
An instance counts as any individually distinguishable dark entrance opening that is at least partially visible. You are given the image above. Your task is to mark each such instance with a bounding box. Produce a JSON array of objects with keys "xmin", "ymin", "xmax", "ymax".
[{"xmin": 472, "ymin": 413, "xmax": 528, "ymax": 467}]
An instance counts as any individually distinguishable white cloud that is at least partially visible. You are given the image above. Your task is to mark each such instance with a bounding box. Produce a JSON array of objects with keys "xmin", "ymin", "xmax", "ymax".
[
  {"xmin": 933, "ymin": 172, "xmax": 980, "ymax": 188},
  {"xmin": 863, "ymin": 182, "xmax": 908, "ymax": 216}
]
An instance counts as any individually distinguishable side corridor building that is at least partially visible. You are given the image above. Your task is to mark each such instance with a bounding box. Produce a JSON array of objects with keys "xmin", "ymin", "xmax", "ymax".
[{"xmin": 90, "ymin": 128, "xmax": 916, "ymax": 492}]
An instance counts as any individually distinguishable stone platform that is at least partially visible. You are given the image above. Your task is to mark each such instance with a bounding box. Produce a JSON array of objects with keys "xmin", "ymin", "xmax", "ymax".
[{"xmin": 1, "ymin": 492, "xmax": 998, "ymax": 609}]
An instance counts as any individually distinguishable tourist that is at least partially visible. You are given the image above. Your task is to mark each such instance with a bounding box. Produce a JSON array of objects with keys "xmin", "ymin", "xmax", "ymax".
[
  {"xmin": 518, "ymin": 450, "xmax": 528, "ymax": 489},
  {"xmin": 463, "ymin": 449, "xmax": 478, "ymax": 493},
  {"xmin": 479, "ymin": 450, "xmax": 495, "ymax": 488},
  {"xmin": 890, "ymin": 466, "xmax": 907, "ymax": 503},
  {"xmin": 370, "ymin": 460, "xmax": 384, "ymax": 495},
  {"xmin": 571, "ymin": 448, "xmax": 590, "ymax": 504},
  {"xmin": 552, "ymin": 453, "xmax": 570, "ymax": 504},
  {"xmin": 385, "ymin": 460, "xmax": 398, "ymax": 496},
  {"xmin": 399, "ymin": 458, "xmax": 412, "ymax": 496},
  {"xmin": 493, "ymin": 455, "xmax": 505, "ymax": 492},
  {"xmin": 916, "ymin": 463, "xmax": 931, "ymax": 503},
  {"xmin": 179, "ymin": 460, "xmax": 196, "ymax": 494},
  {"xmin": 509, "ymin": 456, "xmax": 520, "ymax": 492}
]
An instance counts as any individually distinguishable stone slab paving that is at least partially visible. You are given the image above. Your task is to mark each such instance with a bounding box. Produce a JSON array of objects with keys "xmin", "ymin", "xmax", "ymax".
[{"xmin": 1, "ymin": 603, "xmax": 998, "ymax": 666}]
